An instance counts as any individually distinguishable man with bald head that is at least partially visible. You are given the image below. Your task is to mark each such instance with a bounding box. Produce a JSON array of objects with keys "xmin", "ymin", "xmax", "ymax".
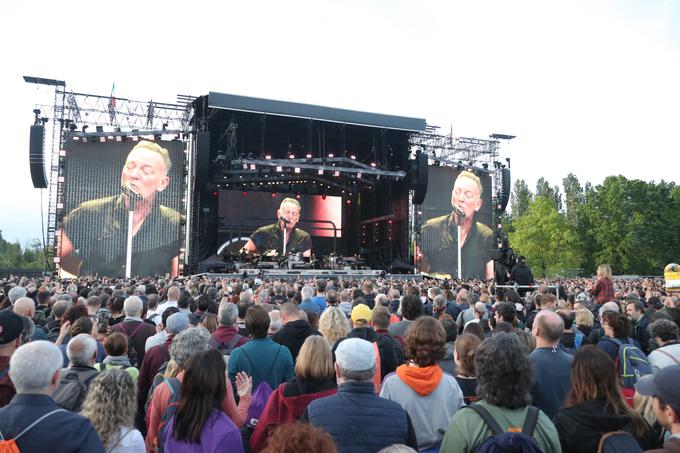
[
  {"xmin": 13, "ymin": 297, "xmax": 47, "ymax": 341},
  {"xmin": 529, "ymin": 310, "xmax": 574, "ymax": 418},
  {"xmin": 156, "ymin": 285, "xmax": 181, "ymax": 318}
]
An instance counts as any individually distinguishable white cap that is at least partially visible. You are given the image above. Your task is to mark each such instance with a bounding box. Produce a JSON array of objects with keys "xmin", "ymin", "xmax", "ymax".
[{"xmin": 336, "ymin": 338, "xmax": 375, "ymax": 372}]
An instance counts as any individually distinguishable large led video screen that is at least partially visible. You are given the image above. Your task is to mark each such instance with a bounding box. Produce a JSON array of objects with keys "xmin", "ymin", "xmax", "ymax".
[
  {"xmin": 58, "ymin": 138, "xmax": 185, "ymax": 277},
  {"xmin": 418, "ymin": 166, "xmax": 494, "ymax": 280},
  {"xmin": 218, "ymin": 191, "xmax": 342, "ymax": 256}
]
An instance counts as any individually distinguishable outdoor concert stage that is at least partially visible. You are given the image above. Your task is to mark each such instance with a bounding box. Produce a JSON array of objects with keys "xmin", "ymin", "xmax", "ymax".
[{"xmin": 25, "ymin": 77, "xmax": 513, "ymax": 279}]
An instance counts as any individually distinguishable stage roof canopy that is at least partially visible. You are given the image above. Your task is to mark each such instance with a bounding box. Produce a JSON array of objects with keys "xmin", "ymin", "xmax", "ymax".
[{"xmin": 208, "ymin": 92, "xmax": 427, "ymax": 132}]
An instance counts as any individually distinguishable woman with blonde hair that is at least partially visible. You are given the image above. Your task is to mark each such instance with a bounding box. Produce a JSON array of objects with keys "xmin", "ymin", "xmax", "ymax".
[
  {"xmin": 575, "ymin": 308, "xmax": 594, "ymax": 338},
  {"xmin": 250, "ymin": 335, "xmax": 337, "ymax": 452},
  {"xmin": 591, "ymin": 263, "xmax": 614, "ymax": 304},
  {"xmin": 81, "ymin": 369, "xmax": 145, "ymax": 452},
  {"xmin": 318, "ymin": 306, "xmax": 350, "ymax": 348}
]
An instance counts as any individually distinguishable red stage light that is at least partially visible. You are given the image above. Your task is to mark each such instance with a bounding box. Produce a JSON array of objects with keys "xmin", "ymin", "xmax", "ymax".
[
  {"xmin": 242, "ymin": 191, "xmax": 248, "ymax": 196},
  {"xmin": 271, "ymin": 192, "xmax": 277, "ymax": 197},
  {"xmin": 295, "ymin": 194, "xmax": 301, "ymax": 199},
  {"xmin": 212, "ymin": 191, "xmax": 218, "ymax": 197},
  {"xmin": 321, "ymin": 194, "xmax": 327, "ymax": 200},
  {"xmin": 346, "ymin": 199, "xmax": 352, "ymax": 205}
]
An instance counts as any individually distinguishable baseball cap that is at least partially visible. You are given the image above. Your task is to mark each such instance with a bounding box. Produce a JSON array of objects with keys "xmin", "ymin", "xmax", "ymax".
[
  {"xmin": 635, "ymin": 365, "xmax": 680, "ymax": 412},
  {"xmin": 576, "ymin": 292, "xmax": 587, "ymax": 302},
  {"xmin": 351, "ymin": 304, "xmax": 372, "ymax": 324},
  {"xmin": 0, "ymin": 310, "xmax": 26, "ymax": 345},
  {"xmin": 166, "ymin": 313, "xmax": 190, "ymax": 334},
  {"xmin": 335, "ymin": 338, "xmax": 375, "ymax": 372},
  {"xmin": 474, "ymin": 302, "xmax": 487, "ymax": 314}
]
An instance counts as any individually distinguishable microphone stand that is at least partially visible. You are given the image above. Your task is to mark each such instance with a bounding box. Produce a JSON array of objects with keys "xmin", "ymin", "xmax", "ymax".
[
  {"xmin": 126, "ymin": 199, "xmax": 135, "ymax": 279},
  {"xmin": 454, "ymin": 208, "xmax": 465, "ymax": 280},
  {"xmin": 122, "ymin": 186, "xmax": 142, "ymax": 279}
]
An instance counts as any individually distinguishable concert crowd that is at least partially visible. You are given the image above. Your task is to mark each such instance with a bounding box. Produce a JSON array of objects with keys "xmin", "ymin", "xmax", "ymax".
[{"xmin": 0, "ymin": 266, "xmax": 679, "ymax": 453}]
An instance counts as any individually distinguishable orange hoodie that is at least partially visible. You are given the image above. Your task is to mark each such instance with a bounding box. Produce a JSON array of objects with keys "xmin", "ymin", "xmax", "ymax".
[{"xmin": 395, "ymin": 364, "xmax": 443, "ymax": 397}]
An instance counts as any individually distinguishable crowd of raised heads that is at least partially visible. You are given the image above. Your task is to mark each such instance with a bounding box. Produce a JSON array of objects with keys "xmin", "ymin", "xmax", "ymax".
[{"xmin": 0, "ymin": 270, "xmax": 678, "ymax": 453}]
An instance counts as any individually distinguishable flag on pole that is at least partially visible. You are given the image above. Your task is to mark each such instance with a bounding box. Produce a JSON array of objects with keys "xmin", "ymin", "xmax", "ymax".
[{"xmin": 108, "ymin": 82, "xmax": 117, "ymax": 126}]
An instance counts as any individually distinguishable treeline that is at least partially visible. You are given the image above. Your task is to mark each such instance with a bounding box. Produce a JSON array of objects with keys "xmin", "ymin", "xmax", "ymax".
[
  {"xmin": 0, "ymin": 231, "xmax": 48, "ymax": 271},
  {"xmin": 506, "ymin": 174, "xmax": 680, "ymax": 277}
]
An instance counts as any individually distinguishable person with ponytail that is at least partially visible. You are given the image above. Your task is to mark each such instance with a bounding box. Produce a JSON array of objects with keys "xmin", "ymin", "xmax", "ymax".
[
  {"xmin": 553, "ymin": 345, "xmax": 659, "ymax": 452},
  {"xmin": 454, "ymin": 333, "xmax": 482, "ymax": 405}
]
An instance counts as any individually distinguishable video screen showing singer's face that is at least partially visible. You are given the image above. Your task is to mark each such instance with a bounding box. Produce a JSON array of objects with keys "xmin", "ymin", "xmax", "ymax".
[
  {"xmin": 58, "ymin": 139, "xmax": 184, "ymax": 278},
  {"xmin": 120, "ymin": 146, "xmax": 171, "ymax": 201},
  {"xmin": 277, "ymin": 200, "xmax": 301, "ymax": 230}
]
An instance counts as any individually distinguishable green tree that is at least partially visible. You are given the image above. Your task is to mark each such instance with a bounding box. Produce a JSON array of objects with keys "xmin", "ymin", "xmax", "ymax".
[
  {"xmin": 510, "ymin": 179, "xmax": 532, "ymax": 218},
  {"xmin": 562, "ymin": 173, "xmax": 584, "ymax": 226},
  {"xmin": 536, "ymin": 177, "xmax": 562, "ymax": 211},
  {"xmin": 0, "ymin": 231, "xmax": 48, "ymax": 270},
  {"xmin": 508, "ymin": 195, "xmax": 578, "ymax": 277}
]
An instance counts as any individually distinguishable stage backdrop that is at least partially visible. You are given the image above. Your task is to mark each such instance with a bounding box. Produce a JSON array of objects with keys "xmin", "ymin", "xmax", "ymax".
[
  {"xmin": 417, "ymin": 166, "xmax": 494, "ymax": 279},
  {"xmin": 217, "ymin": 191, "xmax": 342, "ymax": 255},
  {"xmin": 58, "ymin": 138, "xmax": 185, "ymax": 277}
]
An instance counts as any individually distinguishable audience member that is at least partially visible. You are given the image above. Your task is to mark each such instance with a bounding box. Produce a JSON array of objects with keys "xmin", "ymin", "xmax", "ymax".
[
  {"xmin": 381, "ymin": 316, "xmax": 464, "ymax": 451},
  {"xmin": 81, "ymin": 369, "xmax": 145, "ymax": 452}
]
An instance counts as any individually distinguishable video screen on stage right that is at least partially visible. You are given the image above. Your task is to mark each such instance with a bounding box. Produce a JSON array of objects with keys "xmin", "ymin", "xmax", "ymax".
[{"xmin": 418, "ymin": 166, "xmax": 494, "ymax": 280}]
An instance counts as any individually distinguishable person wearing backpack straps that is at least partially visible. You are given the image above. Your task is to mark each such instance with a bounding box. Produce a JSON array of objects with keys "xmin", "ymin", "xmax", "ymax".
[
  {"xmin": 0, "ymin": 341, "xmax": 104, "ymax": 452},
  {"xmin": 635, "ymin": 365, "xmax": 680, "ymax": 453},
  {"xmin": 441, "ymin": 333, "xmax": 561, "ymax": 453},
  {"xmin": 53, "ymin": 334, "xmax": 100, "ymax": 412},
  {"xmin": 110, "ymin": 296, "xmax": 157, "ymax": 367},
  {"xmin": 553, "ymin": 346, "xmax": 659, "ymax": 453},
  {"xmin": 227, "ymin": 306, "xmax": 294, "ymax": 401},
  {"xmin": 146, "ymin": 327, "xmax": 252, "ymax": 452},
  {"xmin": 597, "ymin": 311, "xmax": 652, "ymax": 406},
  {"xmin": 208, "ymin": 301, "xmax": 249, "ymax": 358},
  {"xmin": 94, "ymin": 333, "xmax": 139, "ymax": 381}
]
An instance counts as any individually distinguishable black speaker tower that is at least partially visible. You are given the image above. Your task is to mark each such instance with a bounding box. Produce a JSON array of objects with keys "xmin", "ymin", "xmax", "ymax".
[
  {"xmin": 29, "ymin": 124, "xmax": 48, "ymax": 188},
  {"xmin": 410, "ymin": 150, "xmax": 429, "ymax": 205}
]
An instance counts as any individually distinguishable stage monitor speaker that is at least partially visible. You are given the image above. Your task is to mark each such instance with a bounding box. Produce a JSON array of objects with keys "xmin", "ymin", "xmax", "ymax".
[
  {"xmin": 195, "ymin": 131, "xmax": 211, "ymax": 194},
  {"xmin": 29, "ymin": 124, "xmax": 48, "ymax": 188},
  {"xmin": 498, "ymin": 168, "xmax": 511, "ymax": 213},
  {"xmin": 410, "ymin": 151, "xmax": 429, "ymax": 205}
]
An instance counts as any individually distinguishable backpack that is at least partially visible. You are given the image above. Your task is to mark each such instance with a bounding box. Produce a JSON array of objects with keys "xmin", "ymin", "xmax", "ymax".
[
  {"xmin": 597, "ymin": 431, "xmax": 643, "ymax": 453},
  {"xmin": 52, "ymin": 368, "xmax": 99, "ymax": 412},
  {"xmin": 467, "ymin": 404, "xmax": 544, "ymax": 453},
  {"xmin": 212, "ymin": 334, "xmax": 244, "ymax": 367},
  {"xmin": 155, "ymin": 378, "xmax": 182, "ymax": 453},
  {"xmin": 46, "ymin": 326, "xmax": 61, "ymax": 343},
  {"xmin": 120, "ymin": 322, "xmax": 147, "ymax": 368},
  {"xmin": 99, "ymin": 362, "xmax": 129, "ymax": 371},
  {"xmin": 560, "ymin": 331, "xmax": 585, "ymax": 355},
  {"xmin": 606, "ymin": 338, "xmax": 652, "ymax": 388},
  {"xmin": 0, "ymin": 409, "xmax": 65, "ymax": 453},
  {"xmin": 241, "ymin": 347, "xmax": 280, "ymax": 429}
]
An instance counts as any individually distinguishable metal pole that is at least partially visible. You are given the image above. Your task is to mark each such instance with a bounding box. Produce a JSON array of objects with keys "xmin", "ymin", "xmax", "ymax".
[
  {"xmin": 457, "ymin": 225, "xmax": 462, "ymax": 280},
  {"xmin": 126, "ymin": 210, "xmax": 134, "ymax": 279}
]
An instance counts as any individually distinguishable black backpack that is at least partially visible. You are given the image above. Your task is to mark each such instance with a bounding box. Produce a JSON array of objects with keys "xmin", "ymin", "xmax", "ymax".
[
  {"xmin": 467, "ymin": 404, "xmax": 544, "ymax": 453},
  {"xmin": 52, "ymin": 368, "xmax": 99, "ymax": 412}
]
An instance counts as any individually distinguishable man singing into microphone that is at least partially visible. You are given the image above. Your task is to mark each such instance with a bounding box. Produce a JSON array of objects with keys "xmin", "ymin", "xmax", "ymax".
[
  {"xmin": 58, "ymin": 140, "xmax": 182, "ymax": 277},
  {"xmin": 420, "ymin": 170, "xmax": 494, "ymax": 280},
  {"xmin": 242, "ymin": 197, "xmax": 312, "ymax": 257}
]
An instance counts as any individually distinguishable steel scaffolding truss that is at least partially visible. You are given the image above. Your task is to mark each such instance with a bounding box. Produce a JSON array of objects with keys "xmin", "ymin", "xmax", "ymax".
[
  {"xmin": 25, "ymin": 76, "xmax": 194, "ymax": 271},
  {"xmin": 409, "ymin": 125, "xmax": 500, "ymax": 168}
]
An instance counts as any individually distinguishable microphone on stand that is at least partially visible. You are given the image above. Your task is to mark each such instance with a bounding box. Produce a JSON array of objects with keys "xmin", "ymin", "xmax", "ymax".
[
  {"xmin": 453, "ymin": 207, "xmax": 466, "ymax": 225},
  {"xmin": 279, "ymin": 216, "xmax": 290, "ymax": 224},
  {"xmin": 121, "ymin": 184, "xmax": 143, "ymax": 209}
]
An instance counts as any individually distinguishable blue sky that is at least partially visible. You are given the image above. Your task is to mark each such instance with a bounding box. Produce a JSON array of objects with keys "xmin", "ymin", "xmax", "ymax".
[{"xmin": 1, "ymin": 0, "xmax": 678, "ymax": 245}]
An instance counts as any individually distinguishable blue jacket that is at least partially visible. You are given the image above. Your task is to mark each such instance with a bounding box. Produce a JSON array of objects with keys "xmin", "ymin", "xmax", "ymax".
[
  {"xmin": 303, "ymin": 381, "xmax": 417, "ymax": 453},
  {"xmin": 0, "ymin": 394, "xmax": 104, "ymax": 452},
  {"xmin": 228, "ymin": 338, "xmax": 294, "ymax": 392}
]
